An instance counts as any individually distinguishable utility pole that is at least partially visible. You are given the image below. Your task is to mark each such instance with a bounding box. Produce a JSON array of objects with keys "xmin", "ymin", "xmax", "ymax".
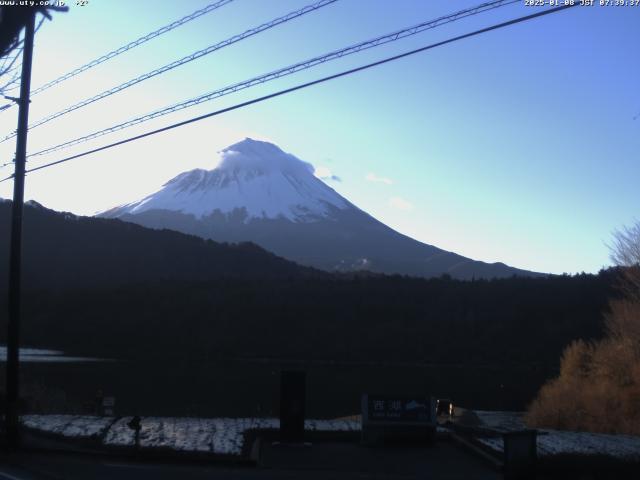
[{"xmin": 5, "ymin": 10, "xmax": 36, "ymax": 449}]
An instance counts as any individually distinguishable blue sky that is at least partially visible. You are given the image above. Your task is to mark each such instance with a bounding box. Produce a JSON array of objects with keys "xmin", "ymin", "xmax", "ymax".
[{"xmin": 0, "ymin": 0, "xmax": 638, "ymax": 274}]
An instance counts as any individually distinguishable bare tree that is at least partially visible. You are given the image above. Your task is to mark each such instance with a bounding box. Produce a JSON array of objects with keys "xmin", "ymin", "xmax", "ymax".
[
  {"xmin": 527, "ymin": 221, "xmax": 640, "ymax": 434},
  {"xmin": 610, "ymin": 220, "xmax": 640, "ymax": 301},
  {"xmin": 611, "ymin": 221, "xmax": 640, "ymax": 267}
]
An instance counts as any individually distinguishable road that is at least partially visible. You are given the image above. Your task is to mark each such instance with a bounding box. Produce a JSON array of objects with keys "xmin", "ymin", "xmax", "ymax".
[{"xmin": 0, "ymin": 442, "xmax": 502, "ymax": 479}]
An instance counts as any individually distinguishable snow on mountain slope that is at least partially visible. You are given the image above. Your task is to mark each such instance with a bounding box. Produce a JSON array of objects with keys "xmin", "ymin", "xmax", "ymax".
[
  {"xmin": 101, "ymin": 137, "xmax": 541, "ymax": 279},
  {"xmin": 107, "ymin": 138, "xmax": 349, "ymax": 222}
]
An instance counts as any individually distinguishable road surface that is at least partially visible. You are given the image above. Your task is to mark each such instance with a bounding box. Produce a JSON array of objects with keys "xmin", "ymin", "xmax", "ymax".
[{"xmin": 0, "ymin": 442, "xmax": 501, "ymax": 479}]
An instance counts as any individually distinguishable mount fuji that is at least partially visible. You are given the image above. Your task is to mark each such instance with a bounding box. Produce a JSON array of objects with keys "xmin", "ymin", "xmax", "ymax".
[{"xmin": 100, "ymin": 138, "xmax": 539, "ymax": 279}]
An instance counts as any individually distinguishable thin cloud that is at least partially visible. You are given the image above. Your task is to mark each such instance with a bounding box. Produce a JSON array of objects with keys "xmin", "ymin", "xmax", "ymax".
[
  {"xmin": 389, "ymin": 196, "xmax": 413, "ymax": 211},
  {"xmin": 315, "ymin": 166, "xmax": 341, "ymax": 182},
  {"xmin": 366, "ymin": 172, "xmax": 393, "ymax": 185}
]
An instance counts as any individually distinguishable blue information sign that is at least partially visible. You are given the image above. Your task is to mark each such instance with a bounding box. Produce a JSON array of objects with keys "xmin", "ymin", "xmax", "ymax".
[{"xmin": 362, "ymin": 394, "xmax": 436, "ymax": 425}]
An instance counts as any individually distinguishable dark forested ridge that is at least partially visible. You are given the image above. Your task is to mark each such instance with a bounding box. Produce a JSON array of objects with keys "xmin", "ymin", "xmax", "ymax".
[
  {"xmin": 0, "ymin": 200, "xmax": 320, "ymax": 292},
  {"xmin": 3, "ymin": 273, "xmax": 617, "ymax": 371},
  {"xmin": 0, "ymin": 200, "xmax": 617, "ymax": 370}
]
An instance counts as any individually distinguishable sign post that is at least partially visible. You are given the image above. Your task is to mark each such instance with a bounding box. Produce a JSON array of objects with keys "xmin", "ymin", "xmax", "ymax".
[
  {"xmin": 102, "ymin": 396, "xmax": 116, "ymax": 416},
  {"xmin": 127, "ymin": 415, "xmax": 142, "ymax": 449},
  {"xmin": 361, "ymin": 394, "xmax": 436, "ymax": 445}
]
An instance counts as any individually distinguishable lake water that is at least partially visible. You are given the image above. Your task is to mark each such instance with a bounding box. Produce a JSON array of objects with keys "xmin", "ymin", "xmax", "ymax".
[
  {"xmin": 0, "ymin": 345, "xmax": 109, "ymax": 363},
  {"xmin": 1, "ymin": 357, "xmax": 557, "ymax": 418}
]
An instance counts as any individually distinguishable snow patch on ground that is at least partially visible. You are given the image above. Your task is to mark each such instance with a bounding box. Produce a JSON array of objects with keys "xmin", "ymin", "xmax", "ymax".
[
  {"xmin": 304, "ymin": 418, "xmax": 360, "ymax": 432},
  {"xmin": 477, "ymin": 431, "xmax": 640, "ymax": 460},
  {"xmin": 24, "ymin": 415, "xmax": 360, "ymax": 456},
  {"xmin": 474, "ymin": 410, "xmax": 527, "ymax": 432},
  {"xmin": 210, "ymin": 418, "xmax": 276, "ymax": 455},
  {"xmin": 205, "ymin": 418, "xmax": 359, "ymax": 455},
  {"xmin": 473, "ymin": 411, "xmax": 640, "ymax": 461},
  {"xmin": 26, "ymin": 412, "xmax": 638, "ymax": 461},
  {"xmin": 105, "ymin": 417, "xmax": 217, "ymax": 452},
  {"xmin": 22, "ymin": 415, "xmax": 114, "ymax": 438}
]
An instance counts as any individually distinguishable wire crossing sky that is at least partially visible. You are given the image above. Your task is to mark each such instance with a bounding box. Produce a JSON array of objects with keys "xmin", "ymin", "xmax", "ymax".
[
  {"xmin": 0, "ymin": 0, "xmax": 337, "ymax": 143},
  {"xmin": 24, "ymin": 0, "xmax": 519, "ymax": 159},
  {"xmin": 0, "ymin": 0, "xmax": 638, "ymax": 276},
  {"xmin": 15, "ymin": 0, "xmax": 235, "ymax": 97},
  {"xmin": 4, "ymin": 3, "xmax": 577, "ymax": 183}
]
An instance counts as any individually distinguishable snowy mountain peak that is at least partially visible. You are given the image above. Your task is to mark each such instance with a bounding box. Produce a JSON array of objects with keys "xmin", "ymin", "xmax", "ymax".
[
  {"xmin": 104, "ymin": 138, "xmax": 350, "ymax": 222},
  {"xmin": 97, "ymin": 137, "xmax": 540, "ymax": 279},
  {"xmin": 214, "ymin": 137, "xmax": 316, "ymax": 178}
]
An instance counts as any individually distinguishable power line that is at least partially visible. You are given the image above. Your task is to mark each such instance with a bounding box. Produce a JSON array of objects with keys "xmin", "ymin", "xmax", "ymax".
[
  {"xmin": 0, "ymin": 48, "xmax": 23, "ymax": 78},
  {"xmin": 0, "ymin": 69, "xmax": 22, "ymax": 94},
  {"xmin": 1, "ymin": 61, "xmax": 22, "ymax": 80},
  {"xmin": 0, "ymin": 0, "xmax": 338, "ymax": 143},
  {"xmin": 0, "ymin": 3, "xmax": 577, "ymax": 184},
  {"xmin": 0, "ymin": 38, "xmax": 24, "ymax": 74},
  {"xmin": 25, "ymin": 0, "xmax": 519, "ymax": 158},
  {"xmin": 0, "ymin": 38, "xmax": 24, "ymax": 63},
  {"xmin": 23, "ymin": 0, "xmax": 235, "ymax": 97}
]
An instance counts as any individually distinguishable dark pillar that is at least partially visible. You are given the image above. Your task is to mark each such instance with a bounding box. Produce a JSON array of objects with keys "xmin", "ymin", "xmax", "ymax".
[
  {"xmin": 279, "ymin": 370, "xmax": 306, "ymax": 443},
  {"xmin": 5, "ymin": 10, "xmax": 36, "ymax": 449}
]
